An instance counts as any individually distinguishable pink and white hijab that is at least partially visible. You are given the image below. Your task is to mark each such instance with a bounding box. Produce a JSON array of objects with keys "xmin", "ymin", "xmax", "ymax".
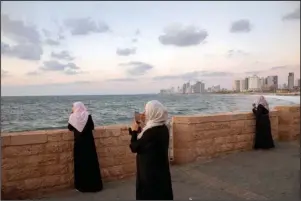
[{"xmin": 68, "ymin": 102, "xmax": 89, "ymax": 132}]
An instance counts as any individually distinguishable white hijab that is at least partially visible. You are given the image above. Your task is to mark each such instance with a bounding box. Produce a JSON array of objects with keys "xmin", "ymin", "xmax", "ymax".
[
  {"xmin": 137, "ymin": 100, "xmax": 168, "ymax": 139},
  {"xmin": 255, "ymin": 95, "xmax": 269, "ymax": 111},
  {"xmin": 68, "ymin": 102, "xmax": 90, "ymax": 132}
]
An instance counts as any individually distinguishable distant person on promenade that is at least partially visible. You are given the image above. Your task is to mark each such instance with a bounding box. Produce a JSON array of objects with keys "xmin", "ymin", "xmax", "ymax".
[
  {"xmin": 252, "ymin": 96, "xmax": 275, "ymax": 149},
  {"xmin": 67, "ymin": 102, "xmax": 103, "ymax": 192},
  {"xmin": 129, "ymin": 100, "xmax": 173, "ymax": 200}
]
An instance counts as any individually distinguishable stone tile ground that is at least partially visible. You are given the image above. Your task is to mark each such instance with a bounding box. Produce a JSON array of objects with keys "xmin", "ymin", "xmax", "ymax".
[{"xmin": 42, "ymin": 142, "xmax": 299, "ymax": 200}]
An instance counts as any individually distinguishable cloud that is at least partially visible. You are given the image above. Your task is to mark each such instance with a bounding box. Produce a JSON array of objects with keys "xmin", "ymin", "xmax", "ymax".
[
  {"xmin": 230, "ymin": 19, "xmax": 252, "ymax": 33},
  {"xmin": 135, "ymin": 29, "xmax": 140, "ymax": 35},
  {"xmin": 106, "ymin": 78, "xmax": 137, "ymax": 82},
  {"xmin": 283, "ymin": 7, "xmax": 300, "ymax": 20},
  {"xmin": 51, "ymin": 51, "xmax": 74, "ymax": 61},
  {"xmin": 1, "ymin": 14, "xmax": 41, "ymax": 44},
  {"xmin": 158, "ymin": 24, "xmax": 208, "ymax": 47},
  {"xmin": 26, "ymin": 71, "xmax": 40, "ymax": 76},
  {"xmin": 270, "ymin": 66, "xmax": 287, "ymax": 70},
  {"xmin": 40, "ymin": 60, "xmax": 82, "ymax": 75},
  {"xmin": 119, "ymin": 61, "xmax": 154, "ymax": 76},
  {"xmin": 132, "ymin": 38, "xmax": 138, "ymax": 43},
  {"xmin": 45, "ymin": 38, "xmax": 60, "ymax": 46},
  {"xmin": 152, "ymin": 71, "xmax": 233, "ymax": 81},
  {"xmin": 227, "ymin": 49, "xmax": 249, "ymax": 57},
  {"xmin": 116, "ymin": 48, "xmax": 136, "ymax": 56},
  {"xmin": 1, "ymin": 42, "xmax": 43, "ymax": 61},
  {"xmin": 1, "ymin": 69, "xmax": 9, "ymax": 77},
  {"xmin": 63, "ymin": 17, "xmax": 109, "ymax": 35},
  {"xmin": 42, "ymin": 29, "xmax": 51, "ymax": 37}
]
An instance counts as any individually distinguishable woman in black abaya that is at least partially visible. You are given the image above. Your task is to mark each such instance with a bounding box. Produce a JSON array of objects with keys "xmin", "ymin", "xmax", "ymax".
[
  {"xmin": 252, "ymin": 96, "xmax": 275, "ymax": 149},
  {"xmin": 68, "ymin": 102, "xmax": 103, "ymax": 192},
  {"xmin": 129, "ymin": 100, "xmax": 173, "ymax": 200}
]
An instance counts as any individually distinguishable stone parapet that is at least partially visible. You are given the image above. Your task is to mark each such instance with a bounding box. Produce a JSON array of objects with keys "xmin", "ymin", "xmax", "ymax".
[
  {"xmin": 1, "ymin": 105, "xmax": 299, "ymax": 199},
  {"xmin": 1, "ymin": 125, "xmax": 135, "ymax": 199}
]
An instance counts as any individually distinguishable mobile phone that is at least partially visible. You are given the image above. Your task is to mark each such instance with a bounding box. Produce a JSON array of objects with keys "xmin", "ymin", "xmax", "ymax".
[{"xmin": 134, "ymin": 111, "xmax": 141, "ymax": 124}]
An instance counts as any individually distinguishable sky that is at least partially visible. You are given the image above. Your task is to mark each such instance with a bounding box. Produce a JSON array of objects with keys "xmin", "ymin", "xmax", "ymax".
[{"xmin": 1, "ymin": 1, "xmax": 300, "ymax": 96}]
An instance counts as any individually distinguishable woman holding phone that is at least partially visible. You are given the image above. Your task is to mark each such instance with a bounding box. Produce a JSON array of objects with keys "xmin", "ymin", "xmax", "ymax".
[
  {"xmin": 252, "ymin": 96, "xmax": 275, "ymax": 149},
  {"xmin": 129, "ymin": 100, "xmax": 173, "ymax": 200}
]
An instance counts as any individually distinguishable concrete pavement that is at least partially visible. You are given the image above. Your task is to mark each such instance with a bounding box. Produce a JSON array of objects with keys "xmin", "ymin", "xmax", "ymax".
[{"xmin": 42, "ymin": 141, "xmax": 299, "ymax": 200}]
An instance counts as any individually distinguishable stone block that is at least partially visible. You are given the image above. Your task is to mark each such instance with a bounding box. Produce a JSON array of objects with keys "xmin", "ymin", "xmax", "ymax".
[
  {"xmin": 122, "ymin": 163, "xmax": 136, "ymax": 174},
  {"xmin": 194, "ymin": 122, "xmax": 231, "ymax": 131},
  {"xmin": 230, "ymin": 120, "xmax": 245, "ymax": 128},
  {"xmin": 173, "ymin": 124, "xmax": 195, "ymax": 142},
  {"xmin": 99, "ymin": 137, "xmax": 118, "ymax": 147},
  {"xmin": 59, "ymin": 152, "xmax": 73, "ymax": 164},
  {"xmin": 195, "ymin": 139, "xmax": 213, "ymax": 148},
  {"xmin": 44, "ymin": 164, "xmax": 69, "ymax": 176},
  {"xmin": 10, "ymin": 132, "xmax": 47, "ymax": 146},
  {"xmin": 99, "ymin": 157, "xmax": 115, "ymax": 168},
  {"xmin": 46, "ymin": 132, "xmax": 64, "ymax": 142},
  {"xmin": 118, "ymin": 134, "xmax": 131, "ymax": 145},
  {"xmin": 244, "ymin": 120, "xmax": 255, "ymax": 127},
  {"xmin": 218, "ymin": 143, "xmax": 235, "ymax": 152},
  {"xmin": 2, "ymin": 144, "xmax": 46, "ymax": 157},
  {"xmin": 3, "ymin": 166, "xmax": 44, "ymax": 182},
  {"xmin": 1, "ymin": 135, "xmax": 11, "ymax": 147},
  {"xmin": 2, "ymin": 154, "xmax": 59, "ymax": 170},
  {"xmin": 173, "ymin": 148, "xmax": 196, "ymax": 164},
  {"xmin": 105, "ymin": 146, "xmax": 127, "ymax": 156},
  {"xmin": 174, "ymin": 139, "xmax": 193, "ymax": 149},
  {"xmin": 45, "ymin": 141, "xmax": 73, "ymax": 153}
]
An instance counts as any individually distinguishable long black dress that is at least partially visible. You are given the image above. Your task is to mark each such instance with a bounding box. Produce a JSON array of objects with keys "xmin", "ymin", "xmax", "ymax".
[
  {"xmin": 129, "ymin": 125, "xmax": 173, "ymax": 200},
  {"xmin": 68, "ymin": 115, "xmax": 103, "ymax": 192},
  {"xmin": 252, "ymin": 104, "xmax": 275, "ymax": 149}
]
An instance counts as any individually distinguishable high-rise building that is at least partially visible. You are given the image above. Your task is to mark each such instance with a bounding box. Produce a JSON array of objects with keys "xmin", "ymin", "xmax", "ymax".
[
  {"xmin": 266, "ymin": 76, "xmax": 278, "ymax": 91},
  {"xmin": 288, "ymin": 72, "xmax": 294, "ymax": 90},
  {"xmin": 200, "ymin": 82, "xmax": 205, "ymax": 93},
  {"xmin": 245, "ymin": 77, "xmax": 249, "ymax": 91},
  {"xmin": 240, "ymin": 79, "xmax": 246, "ymax": 92},
  {"xmin": 233, "ymin": 80, "xmax": 240, "ymax": 91},
  {"xmin": 193, "ymin": 81, "xmax": 201, "ymax": 93},
  {"xmin": 258, "ymin": 77, "xmax": 265, "ymax": 90},
  {"xmin": 182, "ymin": 83, "xmax": 187, "ymax": 94},
  {"xmin": 248, "ymin": 75, "xmax": 260, "ymax": 91}
]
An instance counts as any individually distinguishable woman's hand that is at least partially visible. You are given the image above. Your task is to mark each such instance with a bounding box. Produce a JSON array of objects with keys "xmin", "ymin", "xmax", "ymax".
[{"xmin": 131, "ymin": 121, "xmax": 140, "ymax": 132}]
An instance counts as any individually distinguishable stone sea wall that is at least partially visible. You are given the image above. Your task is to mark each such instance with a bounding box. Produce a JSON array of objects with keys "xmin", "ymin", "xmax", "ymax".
[{"xmin": 1, "ymin": 105, "xmax": 300, "ymax": 199}]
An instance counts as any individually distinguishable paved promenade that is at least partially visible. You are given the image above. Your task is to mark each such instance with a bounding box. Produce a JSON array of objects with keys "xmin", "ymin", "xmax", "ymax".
[{"xmin": 43, "ymin": 142, "xmax": 299, "ymax": 200}]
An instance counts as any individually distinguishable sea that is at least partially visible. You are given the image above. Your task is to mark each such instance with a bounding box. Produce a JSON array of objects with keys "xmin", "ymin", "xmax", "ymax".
[{"xmin": 1, "ymin": 94, "xmax": 300, "ymax": 133}]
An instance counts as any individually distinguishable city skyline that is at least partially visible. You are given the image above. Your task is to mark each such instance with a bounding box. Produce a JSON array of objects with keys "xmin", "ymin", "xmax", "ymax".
[
  {"xmin": 233, "ymin": 72, "xmax": 300, "ymax": 92},
  {"xmin": 1, "ymin": 1, "xmax": 300, "ymax": 96}
]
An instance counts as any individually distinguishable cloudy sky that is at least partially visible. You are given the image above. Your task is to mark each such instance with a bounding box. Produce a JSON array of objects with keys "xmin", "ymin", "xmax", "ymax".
[{"xmin": 1, "ymin": 1, "xmax": 300, "ymax": 96}]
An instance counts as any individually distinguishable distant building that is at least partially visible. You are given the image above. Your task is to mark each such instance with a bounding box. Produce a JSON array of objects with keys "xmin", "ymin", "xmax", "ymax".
[
  {"xmin": 296, "ymin": 79, "xmax": 300, "ymax": 87},
  {"xmin": 200, "ymin": 82, "xmax": 205, "ymax": 93},
  {"xmin": 182, "ymin": 84, "xmax": 187, "ymax": 94},
  {"xmin": 288, "ymin": 72, "xmax": 294, "ymax": 90},
  {"xmin": 233, "ymin": 80, "xmax": 240, "ymax": 92},
  {"xmin": 259, "ymin": 77, "xmax": 265, "ymax": 91},
  {"xmin": 245, "ymin": 77, "xmax": 249, "ymax": 91},
  {"xmin": 248, "ymin": 75, "xmax": 260, "ymax": 91},
  {"xmin": 240, "ymin": 79, "xmax": 246, "ymax": 92},
  {"xmin": 266, "ymin": 75, "xmax": 278, "ymax": 91},
  {"xmin": 193, "ymin": 82, "xmax": 201, "ymax": 93}
]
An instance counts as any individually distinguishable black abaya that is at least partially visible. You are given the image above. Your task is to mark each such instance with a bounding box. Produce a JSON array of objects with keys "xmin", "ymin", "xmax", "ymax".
[
  {"xmin": 252, "ymin": 104, "xmax": 275, "ymax": 149},
  {"xmin": 129, "ymin": 125, "xmax": 173, "ymax": 200},
  {"xmin": 68, "ymin": 115, "xmax": 103, "ymax": 192}
]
